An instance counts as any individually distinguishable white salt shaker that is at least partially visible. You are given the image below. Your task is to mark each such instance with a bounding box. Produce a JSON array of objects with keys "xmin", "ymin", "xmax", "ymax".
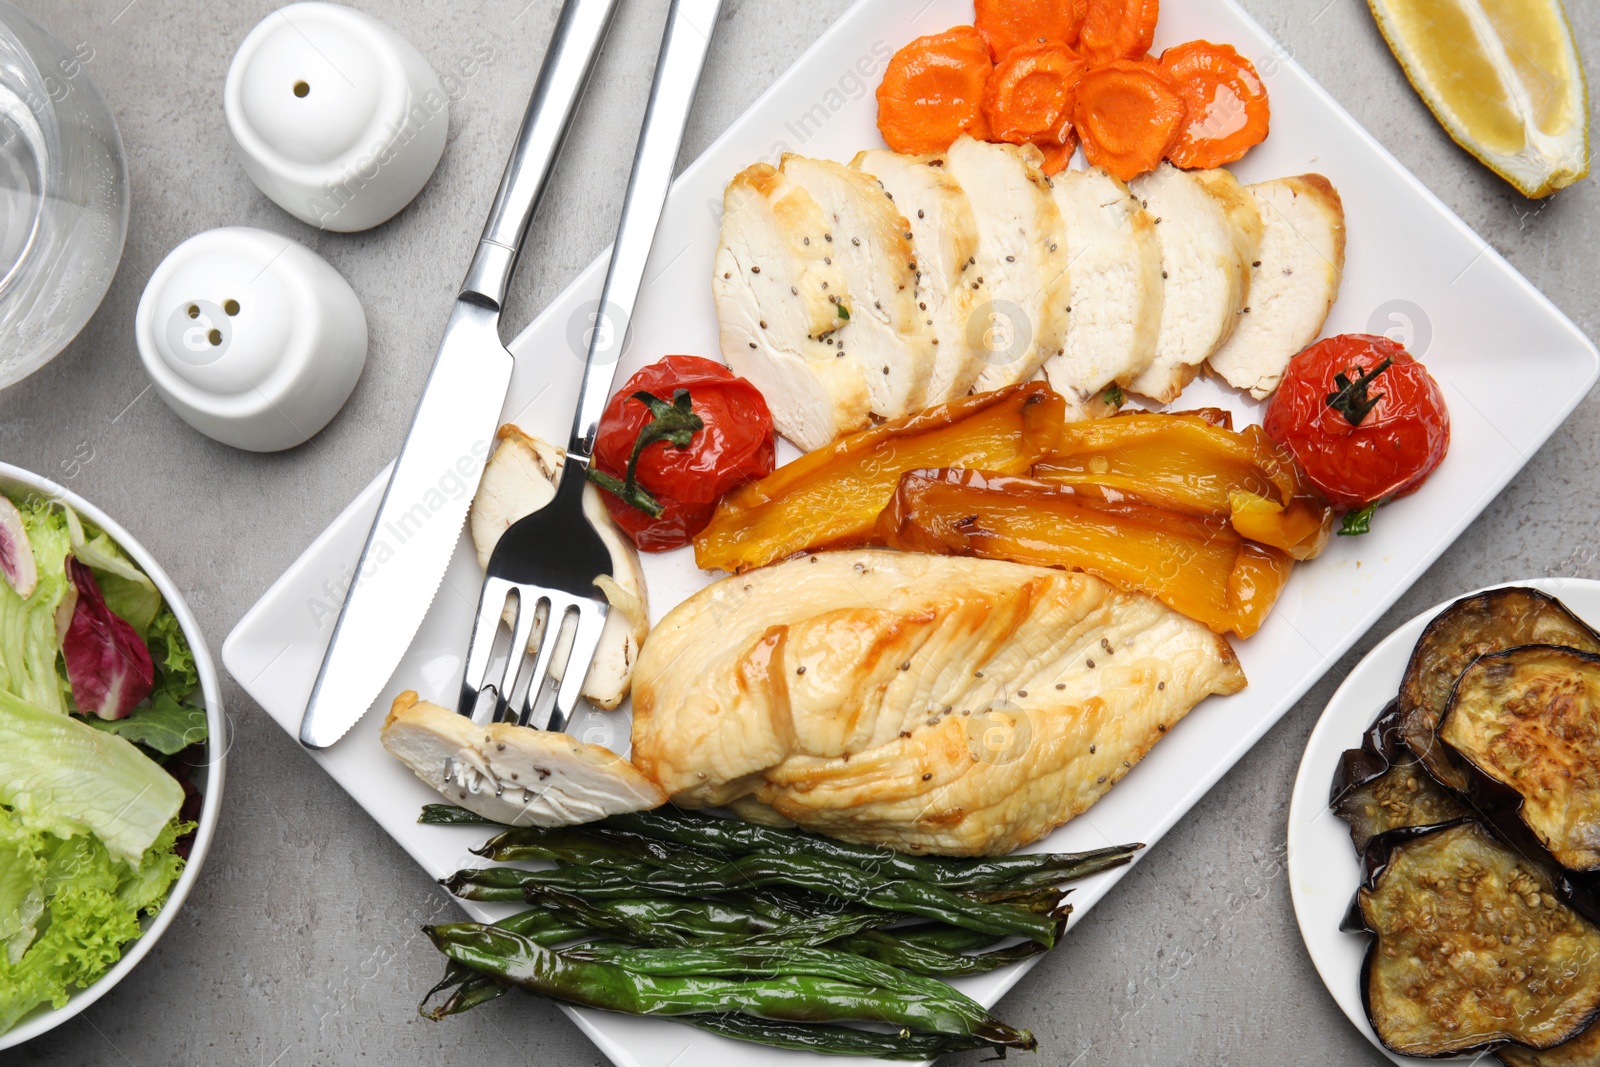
[
  {"xmin": 135, "ymin": 226, "xmax": 367, "ymax": 451},
  {"xmin": 224, "ymin": 3, "xmax": 448, "ymax": 232}
]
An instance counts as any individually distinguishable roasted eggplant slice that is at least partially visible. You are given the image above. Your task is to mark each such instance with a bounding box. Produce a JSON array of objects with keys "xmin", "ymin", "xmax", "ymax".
[
  {"xmin": 1397, "ymin": 589, "xmax": 1600, "ymax": 792},
  {"xmin": 1355, "ymin": 820, "xmax": 1600, "ymax": 1058},
  {"xmin": 1331, "ymin": 701, "xmax": 1471, "ymax": 851},
  {"xmin": 1441, "ymin": 646, "xmax": 1600, "ymax": 872},
  {"xmin": 1497, "ymin": 1020, "xmax": 1600, "ymax": 1066}
]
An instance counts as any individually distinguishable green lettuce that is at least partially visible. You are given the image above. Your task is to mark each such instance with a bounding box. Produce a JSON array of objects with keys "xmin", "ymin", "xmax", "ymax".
[
  {"xmin": 0, "ymin": 688, "xmax": 183, "ymax": 863},
  {"xmin": 145, "ymin": 607, "xmax": 198, "ymax": 704},
  {"xmin": 0, "ymin": 500, "xmax": 73, "ymax": 715},
  {"xmin": 87, "ymin": 691, "xmax": 208, "ymax": 756},
  {"xmin": 0, "ymin": 806, "xmax": 190, "ymax": 1033}
]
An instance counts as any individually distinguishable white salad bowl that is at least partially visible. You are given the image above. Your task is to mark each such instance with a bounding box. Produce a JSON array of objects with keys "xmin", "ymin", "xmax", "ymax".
[{"xmin": 0, "ymin": 461, "xmax": 226, "ymax": 1052}]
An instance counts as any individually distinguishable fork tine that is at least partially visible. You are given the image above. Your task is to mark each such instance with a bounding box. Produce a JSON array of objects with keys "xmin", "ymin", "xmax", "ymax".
[
  {"xmin": 517, "ymin": 597, "xmax": 574, "ymax": 728},
  {"xmin": 492, "ymin": 589, "xmax": 545, "ymax": 724},
  {"xmin": 547, "ymin": 603, "xmax": 608, "ymax": 734},
  {"xmin": 458, "ymin": 576, "xmax": 514, "ymax": 719}
]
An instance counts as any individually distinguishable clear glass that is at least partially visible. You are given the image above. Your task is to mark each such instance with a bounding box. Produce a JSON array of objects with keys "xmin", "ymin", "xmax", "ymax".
[{"xmin": 0, "ymin": 1, "xmax": 128, "ymax": 389}]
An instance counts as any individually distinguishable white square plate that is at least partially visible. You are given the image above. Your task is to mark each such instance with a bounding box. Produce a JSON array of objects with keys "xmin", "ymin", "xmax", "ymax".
[{"xmin": 223, "ymin": 0, "xmax": 1599, "ymax": 1063}]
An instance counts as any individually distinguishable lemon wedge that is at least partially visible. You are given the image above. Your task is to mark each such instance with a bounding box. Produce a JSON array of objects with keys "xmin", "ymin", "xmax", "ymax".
[{"xmin": 1367, "ymin": 0, "xmax": 1590, "ymax": 197}]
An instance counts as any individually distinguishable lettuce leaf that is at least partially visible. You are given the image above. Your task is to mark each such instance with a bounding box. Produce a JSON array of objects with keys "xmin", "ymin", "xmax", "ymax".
[
  {"xmin": 145, "ymin": 607, "xmax": 198, "ymax": 705},
  {"xmin": 0, "ymin": 499, "xmax": 73, "ymax": 715},
  {"xmin": 0, "ymin": 806, "xmax": 190, "ymax": 1034},
  {"xmin": 0, "ymin": 815, "xmax": 46, "ymax": 965},
  {"xmin": 86, "ymin": 692, "xmax": 208, "ymax": 756},
  {"xmin": 0, "ymin": 688, "xmax": 182, "ymax": 863}
]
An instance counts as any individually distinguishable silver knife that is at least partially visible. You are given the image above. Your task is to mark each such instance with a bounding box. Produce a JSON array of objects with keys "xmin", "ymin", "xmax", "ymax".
[{"xmin": 300, "ymin": 0, "xmax": 621, "ymax": 749}]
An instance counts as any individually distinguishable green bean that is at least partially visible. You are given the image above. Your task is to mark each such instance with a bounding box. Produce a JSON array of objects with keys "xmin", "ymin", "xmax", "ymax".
[
  {"xmin": 895, "ymin": 923, "xmax": 1008, "ymax": 952},
  {"xmin": 474, "ymin": 826, "xmax": 685, "ymax": 867},
  {"xmin": 965, "ymin": 885, "xmax": 1073, "ymax": 914},
  {"xmin": 461, "ymin": 855, "xmax": 1059, "ymax": 944},
  {"xmin": 687, "ymin": 1013, "xmax": 999, "ymax": 1059},
  {"xmin": 563, "ymin": 943, "xmax": 977, "ymax": 1008},
  {"xmin": 427, "ymin": 803, "xmax": 1141, "ymax": 890},
  {"xmin": 419, "ymin": 803, "xmax": 496, "ymax": 825},
  {"xmin": 444, "ymin": 866, "xmax": 543, "ymax": 902},
  {"xmin": 527, "ymin": 886, "xmax": 893, "ymax": 948},
  {"xmin": 422, "ymin": 908, "xmax": 588, "ymax": 1019},
  {"xmin": 421, "ymin": 973, "xmax": 510, "ymax": 1019},
  {"xmin": 830, "ymin": 930, "xmax": 1051, "ymax": 977},
  {"xmin": 601, "ymin": 809, "xmax": 1139, "ymax": 888},
  {"xmin": 426, "ymin": 924, "xmax": 1033, "ymax": 1047}
]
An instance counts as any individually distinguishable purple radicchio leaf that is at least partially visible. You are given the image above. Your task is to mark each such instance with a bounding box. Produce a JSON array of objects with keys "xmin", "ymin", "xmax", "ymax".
[{"xmin": 62, "ymin": 556, "xmax": 154, "ymax": 720}]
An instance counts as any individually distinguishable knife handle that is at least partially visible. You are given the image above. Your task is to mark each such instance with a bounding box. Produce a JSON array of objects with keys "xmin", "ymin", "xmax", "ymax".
[
  {"xmin": 460, "ymin": 0, "xmax": 621, "ymax": 311},
  {"xmin": 566, "ymin": 0, "xmax": 723, "ymax": 462}
]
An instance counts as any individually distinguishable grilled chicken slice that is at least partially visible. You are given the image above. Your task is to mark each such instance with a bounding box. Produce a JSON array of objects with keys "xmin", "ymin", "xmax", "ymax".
[
  {"xmin": 1128, "ymin": 164, "xmax": 1263, "ymax": 404},
  {"xmin": 468, "ymin": 424, "xmax": 648, "ymax": 710},
  {"xmin": 714, "ymin": 162, "xmax": 871, "ymax": 450},
  {"xmin": 852, "ymin": 149, "xmax": 988, "ymax": 403},
  {"xmin": 631, "ymin": 550, "xmax": 1246, "ymax": 856},
  {"xmin": 781, "ymin": 155, "xmax": 934, "ymax": 418},
  {"xmin": 942, "ymin": 137, "xmax": 1070, "ymax": 394},
  {"xmin": 1044, "ymin": 167, "xmax": 1163, "ymax": 408},
  {"xmin": 1208, "ymin": 175, "xmax": 1346, "ymax": 399},
  {"xmin": 381, "ymin": 692, "xmax": 664, "ymax": 826}
]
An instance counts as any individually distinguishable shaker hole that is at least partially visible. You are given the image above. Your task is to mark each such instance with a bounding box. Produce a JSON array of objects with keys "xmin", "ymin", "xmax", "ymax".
[
  {"xmin": 293, "ymin": 80, "xmax": 310, "ymax": 98},
  {"xmin": 207, "ymin": 329, "xmax": 223, "ymax": 346},
  {"xmin": 186, "ymin": 304, "xmax": 199, "ymax": 319},
  {"xmin": 223, "ymin": 299, "xmax": 240, "ymax": 316}
]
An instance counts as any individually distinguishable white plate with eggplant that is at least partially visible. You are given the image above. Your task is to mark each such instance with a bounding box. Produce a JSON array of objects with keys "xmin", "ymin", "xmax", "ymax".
[{"xmin": 1290, "ymin": 578, "xmax": 1600, "ymax": 1065}]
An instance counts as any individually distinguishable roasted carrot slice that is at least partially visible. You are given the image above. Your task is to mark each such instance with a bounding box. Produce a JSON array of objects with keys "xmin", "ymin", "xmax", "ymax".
[
  {"xmin": 876, "ymin": 28, "xmax": 994, "ymax": 155},
  {"xmin": 1072, "ymin": 59, "xmax": 1187, "ymax": 181},
  {"xmin": 1078, "ymin": 0, "xmax": 1160, "ymax": 65},
  {"xmin": 877, "ymin": 468, "xmax": 1293, "ymax": 638},
  {"xmin": 1034, "ymin": 127, "xmax": 1079, "ymax": 175},
  {"xmin": 1159, "ymin": 41, "xmax": 1270, "ymax": 168},
  {"xmin": 983, "ymin": 43, "xmax": 1086, "ymax": 147},
  {"xmin": 974, "ymin": 0, "xmax": 1088, "ymax": 57}
]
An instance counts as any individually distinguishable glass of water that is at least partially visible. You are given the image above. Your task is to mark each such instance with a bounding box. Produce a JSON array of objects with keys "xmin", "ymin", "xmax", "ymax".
[{"xmin": 0, "ymin": 0, "xmax": 128, "ymax": 389}]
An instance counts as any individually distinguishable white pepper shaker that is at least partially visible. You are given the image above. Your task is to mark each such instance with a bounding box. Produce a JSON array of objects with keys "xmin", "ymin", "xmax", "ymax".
[
  {"xmin": 224, "ymin": 3, "xmax": 448, "ymax": 232},
  {"xmin": 135, "ymin": 226, "xmax": 367, "ymax": 451}
]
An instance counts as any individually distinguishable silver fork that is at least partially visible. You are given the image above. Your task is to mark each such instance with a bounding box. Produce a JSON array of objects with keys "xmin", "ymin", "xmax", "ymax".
[{"xmin": 457, "ymin": 0, "xmax": 722, "ymax": 733}]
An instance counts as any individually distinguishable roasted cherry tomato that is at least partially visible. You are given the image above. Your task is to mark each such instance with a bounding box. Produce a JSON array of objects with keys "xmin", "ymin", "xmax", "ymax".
[
  {"xmin": 1263, "ymin": 334, "xmax": 1449, "ymax": 513},
  {"xmin": 591, "ymin": 354, "xmax": 775, "ymax": 551}
]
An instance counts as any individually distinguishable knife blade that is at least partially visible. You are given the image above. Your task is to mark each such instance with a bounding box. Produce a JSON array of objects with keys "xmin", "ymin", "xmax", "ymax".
[
  {"xmin": 299, "ymin": 0, "xmax": 620, "ymax": 748},
  {"xmin": 299, "ymin": 303, "xmax": 507, "ymax": 749}
]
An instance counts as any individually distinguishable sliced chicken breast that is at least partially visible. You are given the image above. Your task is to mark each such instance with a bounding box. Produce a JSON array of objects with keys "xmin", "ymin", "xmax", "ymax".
[
  {"xmin": 382, "ymin": 691, "xmax": 665, "ymax": 826},
  {"xmin": 1128, "ymin": 164, "xmax": 1263, "ymax": 404},
  {"xmin": 468, "ymin": 424, "xmax": 648, "ymax": 710},
  {"xmin": 1208, "ymin": 174, "xmax": 1346, "ymax": 399},
  {"xmin": 852, "ymin": 149, "xmax": 988, "ymax": 403},
  {"xmin": 631, "ymin": 550, "xmax": 1246, "ymax": 856},
  {"xmin": 1044, "ymin": 167, "xmax": 1163, "ymax": 408},
  {"xmin": 941, "ymin": 137, "xmax": 1070, "ymax": 394},
  {"xmin": 781, "ymin": 155, "xmax": 934, "ymax": 418},
  {"xmin": 714, "ymin": 162, "xmax": 871, "ymax": 450}
]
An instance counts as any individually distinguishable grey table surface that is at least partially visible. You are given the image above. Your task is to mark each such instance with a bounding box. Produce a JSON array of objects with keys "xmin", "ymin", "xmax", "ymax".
[{"xmin": 1, "ymin": 0, "xmax": 1596, "ymax": 1063}]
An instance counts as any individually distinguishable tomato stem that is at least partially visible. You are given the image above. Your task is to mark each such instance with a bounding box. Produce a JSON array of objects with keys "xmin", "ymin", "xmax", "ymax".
[
  {"xmin": 1338, "ymin": 501, "xmax": 1379, "ymax": 536},
  {"xmin": 1325, "ymin": 356, "xmax": 1394, "ymax": 426},
  {"xmin": 586, "ymin": 388, "xmax": 704, "ymax": 517}
]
